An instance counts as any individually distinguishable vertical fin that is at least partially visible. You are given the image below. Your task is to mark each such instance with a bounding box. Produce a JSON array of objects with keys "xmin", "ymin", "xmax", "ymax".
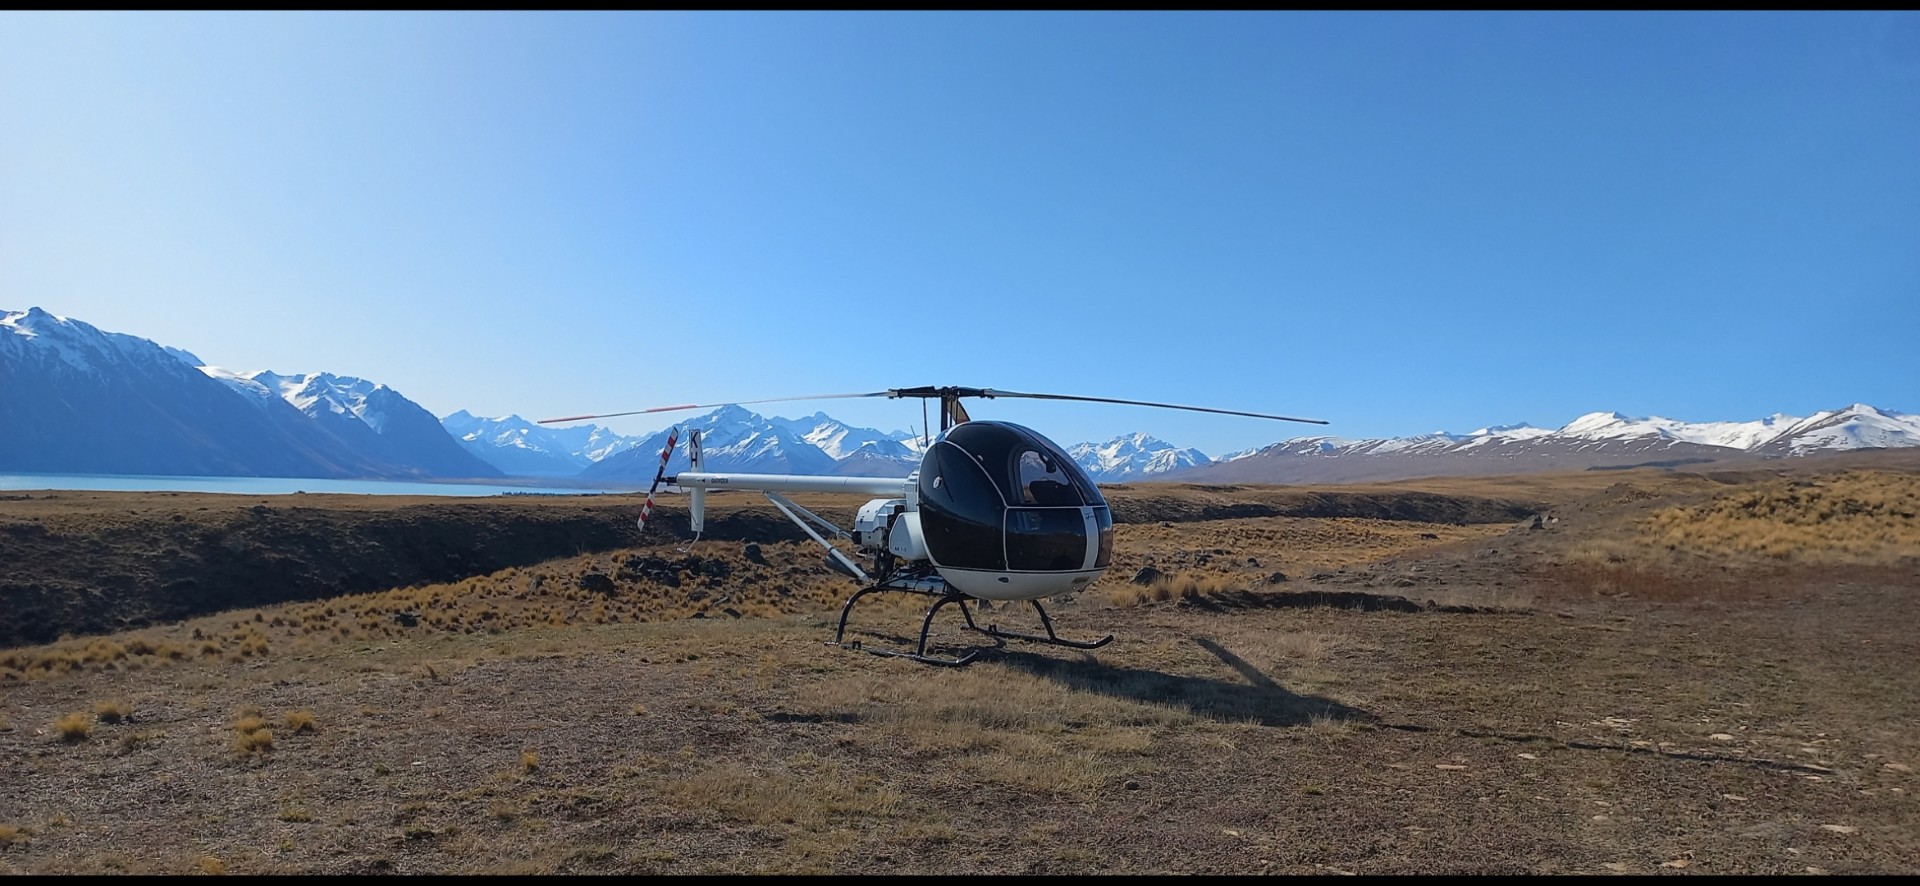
[{"xmin": 688, "ymin": 429, "xmax": 705, "ymax": 537}]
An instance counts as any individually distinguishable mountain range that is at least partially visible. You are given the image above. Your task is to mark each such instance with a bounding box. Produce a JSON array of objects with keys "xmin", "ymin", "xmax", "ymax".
[
  {"xmin": 449, "ymin": 402, "xmax": 1920, "ymax": 487},
  {"xmin": 1167, "ymin": 404, "xmax": 1920, "ymax": 485},
  {"xmin": 5, "ymin": 306, "xmax": 1916, "ymax": 486},
  {"xmin": 2, "ymin": 307, "xmax": 498, "ymax": 480}
]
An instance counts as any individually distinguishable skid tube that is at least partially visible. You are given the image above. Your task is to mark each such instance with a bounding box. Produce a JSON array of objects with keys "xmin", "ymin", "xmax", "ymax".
[{"xmin": 831, "ymin": 581, "xmax": 1114, "ymax": 667}]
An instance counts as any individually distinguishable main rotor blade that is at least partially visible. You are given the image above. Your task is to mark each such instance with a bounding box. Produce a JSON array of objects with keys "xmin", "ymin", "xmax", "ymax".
[
  {"xmin": 982, "ymin": 389, "xmax": 1328, "ymax": 425},
  {"xmin": 538, "ymin": 391, "xmax": 894, "ymax": 424}
]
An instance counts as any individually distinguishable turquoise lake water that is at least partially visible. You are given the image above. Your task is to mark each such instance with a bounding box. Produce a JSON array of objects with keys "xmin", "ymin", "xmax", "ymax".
[{"xmin": 0, "ymin": 473, "xmax": 642, "ymax": 497}]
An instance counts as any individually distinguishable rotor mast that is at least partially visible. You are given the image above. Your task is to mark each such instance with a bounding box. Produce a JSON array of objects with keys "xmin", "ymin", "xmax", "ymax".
[{"xmin": 885, "ymin": 386, "xmax": 991, "ymax": 432}]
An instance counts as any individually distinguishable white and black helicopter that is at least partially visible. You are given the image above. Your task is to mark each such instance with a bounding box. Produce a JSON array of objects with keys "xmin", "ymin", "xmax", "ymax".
[{"xmin": 541, "ymin": 386, "xmax": 1325, "ymax": 666}]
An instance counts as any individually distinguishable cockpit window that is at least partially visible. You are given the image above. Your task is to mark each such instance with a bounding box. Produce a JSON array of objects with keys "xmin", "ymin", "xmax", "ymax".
[
  {"xmin": 1016, "ymin": 449, "xmax": 1078, "ymax": 506},
  {"xmin": 942, "ymin": 422, "xmax": 1023, "ymax": 503},
  {"xmin": 945, "ymin": 421, "xmax": 1105, "ymax": 508}
]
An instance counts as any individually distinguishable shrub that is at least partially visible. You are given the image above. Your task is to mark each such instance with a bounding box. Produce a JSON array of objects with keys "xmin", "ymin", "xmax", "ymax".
[
  {"xmin": 235, "ymin": 727, "xmax": 274, "ymax": 755},
  {"xmin": 285, "ymin": 710, "xmax": 318, "ymax": 734},
  {"xmin": 53, "ymin": 712, "xmax": 93, "ymax": 742},
  {"xmin": 93, "ymin": 699, "xmax": 133, "ymax": 724},
  {"xmin": 234, "ymin": 710, "xmax": 274, "ymax": 754}
]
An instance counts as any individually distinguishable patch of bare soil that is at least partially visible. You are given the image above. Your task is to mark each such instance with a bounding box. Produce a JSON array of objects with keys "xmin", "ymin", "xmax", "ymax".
[{"xmin": 1, "ymin": 465, "xmax": 1916, "ymax": 874}]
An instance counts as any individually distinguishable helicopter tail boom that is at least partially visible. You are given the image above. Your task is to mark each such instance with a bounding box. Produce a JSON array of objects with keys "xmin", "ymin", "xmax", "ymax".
[{"xmin": 667, "ymin": 472, "xmax": 911, "ymax": 498}]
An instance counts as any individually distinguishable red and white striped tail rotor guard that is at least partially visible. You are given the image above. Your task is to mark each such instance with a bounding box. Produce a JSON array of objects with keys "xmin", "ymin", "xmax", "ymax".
[{"xmin": 636, "ymin": 427, "xmax": 680, "ymax": 533}]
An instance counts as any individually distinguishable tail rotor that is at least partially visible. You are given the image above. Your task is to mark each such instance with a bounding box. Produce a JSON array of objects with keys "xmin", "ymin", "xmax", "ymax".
[{"xmin": 636, "ymin": 427, "xmax": 680, "ymax": 533}]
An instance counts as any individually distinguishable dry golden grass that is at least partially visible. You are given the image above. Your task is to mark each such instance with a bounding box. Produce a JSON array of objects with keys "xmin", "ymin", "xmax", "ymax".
[
  {"xmin": 651, "ymin": 760, "xmax": 902, "ymax": 829},
  {"xmin": 1102, "ymin": 516, "xmax": 1505, "ymax": 585},
  {"xmin": 91, "ymin": 699, "xmax": 131, "ymax": 724},
  {"xmin": 232, "ymin": 712, "xmax": 273, "ymax": 756},
  {"xmin": 1642, "ymin": 471, "xmax": 1920, "ymax": 564},
  {"xmin": 51, "ymin": 712, "xmax": 92, "ymax": 742},
  {"xmin": 0, "ymin": 541, "xmax": 857, "ymax": 683},
  {"xmin": 1104, "ymin": 571, "xmax": 1244, "ymax": 608},
  {"xmin": 285, "ymin": 710, "xmax": 318, "ymax": 734},
  {"xmin": 2, "ymin": 470, "xmax": 1916, "ymax": 874}
]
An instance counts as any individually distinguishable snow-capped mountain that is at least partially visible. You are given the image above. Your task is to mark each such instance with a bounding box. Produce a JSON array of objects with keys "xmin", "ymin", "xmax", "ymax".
[
  {"xmin": 579, "ymin": 405, "xmax": 832, "ymax": 481},
  {"xmin": 440, "ymin": 411, "xmax": 646, "ymax": 478},
  {"xmin": 1, "ymin": 307, "xmax": 500, "ymax": 480},
  {"xmin": 574, "ymin": 406, "xmax": 928, "ymax": 483},
  {"xmin": 769, "ymin": 412, "xmax": 924, "ymax": 459},
  {"xmin": 1519, "ymin": 406, "xmax": 1920, "ymax": 455},
  {"xmin": 1753, "ymin": 405, "xmax": 1920, "ymax": 454},
  {"xmin": 1069, "ymin": 433, "xmax": 1211, "ymax": 482},
  {"xmin": 2, "ymin": 307, "xmax": 362, "ymax": 478},
  {"xmin": 198, "ymin": 368, "xmax": 501, "ymax": 479},
  {"xmin": 1166, "ymin": 405, "xmax": 1920, "ymax": 485}
]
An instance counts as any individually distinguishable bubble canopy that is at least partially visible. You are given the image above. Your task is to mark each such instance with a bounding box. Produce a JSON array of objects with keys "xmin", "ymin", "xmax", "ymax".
[{"xmin": 915, "ymin": 421, "xmax": 1115, "ymax": 578}]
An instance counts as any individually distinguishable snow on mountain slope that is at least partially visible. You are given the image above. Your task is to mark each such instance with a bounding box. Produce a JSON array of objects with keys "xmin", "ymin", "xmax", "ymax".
[
  {"xmin": 1556, "ymin": 406, "xmax": 1919, "ymax": 453},
  {"xmin": 439, "ymin": 411, "xmax": 617, "ymax": 477},
  {"xmin": 771, "ymin": 412, "xmax": 920, "ymax": 461},
  {"xmin": 1760, "ymin": 404, "xmax": 1920, "ymax": 453},
  {"xmin": 1163, "ymin": 404, "xmax": 1920, "ymax": 486},
  {"xmin": 578, "ymin": 405, "xmax": 840, "ymax": 481},
  {"xmin": 1069, "ymin": 432, "xmax": 1211, "ymax": 482},
  {"xmin": 198, "ymin": 367, "xmax": 503, "ymax": 478},
  {"xmin": 3, "ymin": 308, "xmax": 400, "ymax": 477}
]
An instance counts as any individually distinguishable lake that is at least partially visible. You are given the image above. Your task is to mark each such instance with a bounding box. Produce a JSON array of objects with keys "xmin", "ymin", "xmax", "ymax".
[{"xmin": 0, "ymin": 473, "xmax": 644, "ymax": 497}]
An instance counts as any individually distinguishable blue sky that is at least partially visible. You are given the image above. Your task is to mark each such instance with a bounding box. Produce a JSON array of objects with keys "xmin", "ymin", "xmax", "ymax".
[{"xmin": 3, "ymin": 11, "xmax": 1915, "ymax": 455}]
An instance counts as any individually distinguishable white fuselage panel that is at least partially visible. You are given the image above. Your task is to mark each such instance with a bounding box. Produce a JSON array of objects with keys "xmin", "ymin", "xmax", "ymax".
[{"xmin": 938, "ymin": 566, "xmax": 1106, "ymax": 601}]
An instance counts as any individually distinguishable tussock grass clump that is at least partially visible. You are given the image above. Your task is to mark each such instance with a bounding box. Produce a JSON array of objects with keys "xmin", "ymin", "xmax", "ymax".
[
  {"xmin": 285, "ymin": 710, "xmax": 318, "ymax": 733},
  {"xmin": 82, "ymin": 639, "xmax": 127, "ymax": 664},
  {"xmin": 93, "ymin": 699, "xmax": 132, "ymax": 723},
  {"xmin": 53, "ymin": 712, "xmax": 93, "ymax": 742},
  {"xmin": 233, "ymin": 710, "xmax": 274, "ymax": 755},
  {"xmin": 1643, "ymin": 471, "xmax": 1920, "ymax": 565},
  {"xmin": 234, "ymin": 727, "xmax": 274, "ymax": 755},
  {"xmin": 1105, "ymin": 572, "xmax": 1243, "ymax": 608}
]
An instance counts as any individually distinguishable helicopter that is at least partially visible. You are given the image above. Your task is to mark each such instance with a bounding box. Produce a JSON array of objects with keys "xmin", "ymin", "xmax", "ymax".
[{"xmin": 539, "ymin": 386, "xmax": 1325, "ymax": 666}]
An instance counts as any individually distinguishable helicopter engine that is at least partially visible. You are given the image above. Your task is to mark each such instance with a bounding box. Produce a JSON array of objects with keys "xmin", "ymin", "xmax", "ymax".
[{"xmin": 852, "ymin": 496, "xmax": 929, "ymax": 562}]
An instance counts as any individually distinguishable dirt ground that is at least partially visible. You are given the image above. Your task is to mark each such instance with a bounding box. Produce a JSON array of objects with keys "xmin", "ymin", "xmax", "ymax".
[{"xmin": 1, "ymin": 458, "xmax": 1916, "ymax": 874}]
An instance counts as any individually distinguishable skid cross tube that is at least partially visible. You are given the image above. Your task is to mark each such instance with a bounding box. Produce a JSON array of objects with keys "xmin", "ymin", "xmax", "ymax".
[
  {"xmin": 981, "ymin": 600, "xmax": 1115, "ymax": 650},
  {"xmin": 832, "ymin": 581, "xmax": 1113, "ymax": 666}
]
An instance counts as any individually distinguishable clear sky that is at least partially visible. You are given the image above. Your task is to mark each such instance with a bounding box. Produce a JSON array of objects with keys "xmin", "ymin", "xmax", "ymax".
[{"xmin": 3, "ymin": 11, "xmax": 1915, "ymax": 455}]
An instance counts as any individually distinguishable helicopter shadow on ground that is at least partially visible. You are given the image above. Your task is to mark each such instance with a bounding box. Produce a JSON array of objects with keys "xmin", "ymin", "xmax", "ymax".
[{"xmin": 986, "ymin": 637, "xmax": 1373, "ymax": 728}]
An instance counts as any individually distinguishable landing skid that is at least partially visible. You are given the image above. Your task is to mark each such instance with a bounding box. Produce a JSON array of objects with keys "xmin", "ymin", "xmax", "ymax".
[{"xmin": 831, "ymin": 580, "xmax": 1114, "ymax": 667}]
